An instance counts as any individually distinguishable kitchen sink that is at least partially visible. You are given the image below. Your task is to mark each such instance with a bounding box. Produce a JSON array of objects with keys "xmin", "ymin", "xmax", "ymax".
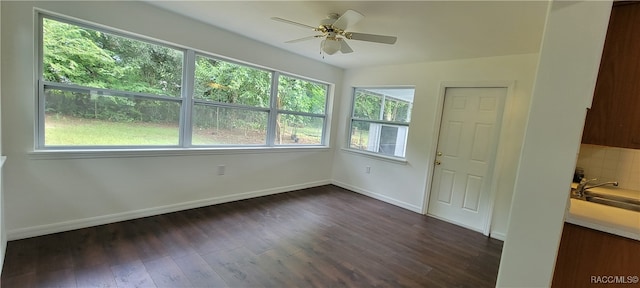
[{"xmin": 571, "ymin": 189, "xmax": 640, "ymax": 212}]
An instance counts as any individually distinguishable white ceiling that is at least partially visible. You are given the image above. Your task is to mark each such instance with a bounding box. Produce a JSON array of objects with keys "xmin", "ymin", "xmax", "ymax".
[{"xmin": 146, "ymin": 1, "xmax": 549, "ymax": 69}]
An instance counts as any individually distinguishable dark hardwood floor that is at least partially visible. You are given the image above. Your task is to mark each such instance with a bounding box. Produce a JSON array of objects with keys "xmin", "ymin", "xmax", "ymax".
[{"xmin": 1, "ymin": 185, "xmax": 503, "ymax": 287}]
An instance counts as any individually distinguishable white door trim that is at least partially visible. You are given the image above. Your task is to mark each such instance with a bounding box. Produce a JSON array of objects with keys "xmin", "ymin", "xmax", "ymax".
[{"xmin": 422, "ymin": 81, "xmax": 515, "ymax": 237}]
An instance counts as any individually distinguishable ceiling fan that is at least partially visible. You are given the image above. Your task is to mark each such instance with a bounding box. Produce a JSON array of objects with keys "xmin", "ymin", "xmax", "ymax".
[{"xmin": 271, "ymin": 10, "xmax": 397, "ymax": 56}]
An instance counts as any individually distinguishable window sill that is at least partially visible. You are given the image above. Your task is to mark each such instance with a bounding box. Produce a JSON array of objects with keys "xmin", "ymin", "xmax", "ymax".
[
  {"xmin": 340, "ymin": 148, "xmax": 408, "ymax": 164},
  {"xmin": 28, "ymin": 146, "xmax": 331, "ymax": 160}
]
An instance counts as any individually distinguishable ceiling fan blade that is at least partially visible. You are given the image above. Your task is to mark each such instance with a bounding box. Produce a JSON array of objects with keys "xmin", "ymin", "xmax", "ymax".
[
  {"xmin": 340, "ymin": 40, "xmax": 354, "ymax": 54},
  {"xmin": 285, "ymin": 35, "xmax": 322, "ymax": 43},
  {"xmin": 332, "ymin": 9, "xmax": 364, "ymax": 31},
  {"xmin": 345, "ymin": 32, "xmax": 397, "ymax": 44},
  {"xmin": 271, "ymin": 17, "xmax": 317, "ymax": 30}
]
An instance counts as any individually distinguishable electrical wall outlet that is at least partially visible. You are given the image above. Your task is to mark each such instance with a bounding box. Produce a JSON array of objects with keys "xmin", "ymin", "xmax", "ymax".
[
  {"xmin": 365, "ymin": 166, "xmax": 371, "ymax": 174},
  {"xmin": 217, "ymin": 165, "xmax": 225, "ymax": 175}
]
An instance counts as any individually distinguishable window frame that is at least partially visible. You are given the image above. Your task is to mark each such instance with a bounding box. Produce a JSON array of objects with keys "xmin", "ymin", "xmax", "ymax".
[
  {"xmin": 273, "ymin": 73, "xmax": 330, "ymax": 147},
  {"xmin": 347, "ymin": 87, "xmax": 415, "ymax": 160},
  {"xmin": 190, "ymin": 52, "xmax": 274, "ymax": 147},
  {"xmin": 35, "ymin": 12, "xmax": 331, "ymax": 152}
]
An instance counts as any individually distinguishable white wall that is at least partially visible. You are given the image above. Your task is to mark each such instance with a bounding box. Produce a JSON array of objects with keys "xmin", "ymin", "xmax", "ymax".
[
  {"xmin": 0, "ymin": 0, "xmax": 6, "ymax": 273},
  {"xmin": 496, "ymin": 1, "xmax": 612, "ymax": 286},
  {"xmin": 1, "ymin": 1, "xmax": 343, "ymax": 240},
  {"xmin": 331, "ymin": 53, "xmax": 540, "ymax": 238},
  {"xmin": 0, "ymin": 1, "xmax": 614, "ymax": 285}
]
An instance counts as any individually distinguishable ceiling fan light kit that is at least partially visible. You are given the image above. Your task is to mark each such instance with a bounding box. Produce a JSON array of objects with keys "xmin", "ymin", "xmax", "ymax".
[
  {"xmin": 271, "ymin": 9, "xmax": 397, "ymax": 57},
  {"xmin": 321, "ymin": 38, "xmax": 341, "ymax": 55}
]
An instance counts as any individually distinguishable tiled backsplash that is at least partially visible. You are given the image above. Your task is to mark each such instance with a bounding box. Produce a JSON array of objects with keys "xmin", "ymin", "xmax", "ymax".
[{"xmin": 576, "ymin": 144, "xmax": 640, "ymax": 191}]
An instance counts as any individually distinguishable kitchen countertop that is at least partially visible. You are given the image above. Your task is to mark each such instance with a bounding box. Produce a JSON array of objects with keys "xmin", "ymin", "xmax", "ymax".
[{"xmin": 566, "ymin": 183, "xmax": 640, "ymax": 241}]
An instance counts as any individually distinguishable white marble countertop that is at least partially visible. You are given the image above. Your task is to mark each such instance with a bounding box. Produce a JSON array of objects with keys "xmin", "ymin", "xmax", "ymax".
[{"xmin": 566, "ymin": 183, "xmax": 640, "ymax": 241}]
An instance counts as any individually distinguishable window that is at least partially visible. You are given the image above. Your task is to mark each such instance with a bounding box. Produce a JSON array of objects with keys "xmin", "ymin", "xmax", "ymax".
[
  {"xmin": 349, "ymin": 87, "xmax": 415, "ymax": 158},
  {"xmin": 275, "ymin": 75, "xmax": 328, "ymax": 145},
  {"xmin": 192, "ymin": 55, "xmax": 272, "ymax": 146},
  {"xmin": 41, "ymin": 17, "xmax": 184, "ymax": 147},
  {"xmin": 37, "ymin": 15, "xmax": 330, "ymax": 150}
]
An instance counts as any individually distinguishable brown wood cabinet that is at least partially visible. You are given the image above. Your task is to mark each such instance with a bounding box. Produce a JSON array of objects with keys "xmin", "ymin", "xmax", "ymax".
[
  {"xmin": 582, "ymin": 2, "xmax": 640, "ymax": 149},
  {"xmin": 552, "ymin": 223, "xmax": 640, "ymax": 287}
]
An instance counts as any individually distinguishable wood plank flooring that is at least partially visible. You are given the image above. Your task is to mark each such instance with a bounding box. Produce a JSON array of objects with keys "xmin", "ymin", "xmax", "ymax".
[{"xmin": 1, "ymin": 185, "xmax": 503, "ymax": 287}]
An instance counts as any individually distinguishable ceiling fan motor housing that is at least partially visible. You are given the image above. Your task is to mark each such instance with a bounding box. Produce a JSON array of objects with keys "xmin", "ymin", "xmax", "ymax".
[{"xmin": 320, "ymin": 18, "xmax": 337, "ymax": 28}]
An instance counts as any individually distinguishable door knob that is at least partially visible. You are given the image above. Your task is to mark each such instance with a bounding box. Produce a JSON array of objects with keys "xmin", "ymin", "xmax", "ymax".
[
  {"xmin": 437, "ymin": 151, "xmax": 443, "ymax": 156},
  {"xmin": 435, "ymin": 161, "xmax": 441, "ymax": 166}
]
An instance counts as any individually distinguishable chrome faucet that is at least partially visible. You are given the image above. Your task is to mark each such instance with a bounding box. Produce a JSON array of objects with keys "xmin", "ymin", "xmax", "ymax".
[{"xmin": 576, "ymin": 178, "xmax": 619, "ymax": 197}]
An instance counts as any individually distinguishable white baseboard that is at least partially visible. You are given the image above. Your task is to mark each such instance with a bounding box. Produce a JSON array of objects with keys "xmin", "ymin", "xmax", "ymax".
[
  {"xmin": 426, "ymin": 212, "xmax": 506, "ymax": 241},
  {"xmin": 426, "ymin": 212, "xmax": 486, "ymax": 234},
  {"xmin": 331, "ymin": 180, "xmax": 423, "ymax": 213},
  {"xmin": 490, "ymin": 231, "xmax": 507, "ymax": 241},
  {"xmin": 7, "ymin": 180, "xmax": 331, "ymax": 241}
]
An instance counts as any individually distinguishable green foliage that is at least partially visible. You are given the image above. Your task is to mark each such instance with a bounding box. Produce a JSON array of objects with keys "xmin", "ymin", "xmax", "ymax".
[
  {"xmin": 43, "ymin": 19, "xmax": 118, "ymax": 87},
  {"xmin": 278, "ymin": 75, "xmax": 326, "ymax": 114},
  {"xmin": 194, "ymin": 56, "xmax": 271, "ymax": 107},
  {"xmin": 274, "ymin": 75, "xmax": 327, "ymax": 143},
  {"xmin": 42, "ymin": 17, "xmax": 328, "ymax": 143},
  {"xmin": 353, "ymin": 90, "xmax": 382, "ymax": 121},
  {"xmin": 352, "ymin": 89, "xmax": 411, "ymax": 127},
  {"xmin": 351, "ymin": 89, "xmax": 413, "ymax": 143},
  {"xmin": 43, "ymin": 19, "xmax": 183, "ymax": 96},
  {"xmin": 384, "ymin": 99, "xmax": 411, "ymax": 122},
  {"xmin": 192, "ymin": 56, "xmax": 273, "ymax": 132},
  {"xmin": 45, "ymin": 89, "xmax": 180, "ymax": 124},
  {"xmin": 43, "ymin": 18, "xmax": 184, "ymax": 125}
]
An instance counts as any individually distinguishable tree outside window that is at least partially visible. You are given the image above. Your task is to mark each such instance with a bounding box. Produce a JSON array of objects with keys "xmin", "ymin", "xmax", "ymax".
[
  {"xmin": 349, "ymin": 88, "xmax": 415, "ymax": 158},
  {"xmin": 39, "ymin": 16, "xmax": 330, "ymax": 149}
]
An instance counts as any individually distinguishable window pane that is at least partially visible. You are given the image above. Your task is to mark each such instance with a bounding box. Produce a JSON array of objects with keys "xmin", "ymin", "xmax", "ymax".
[
  {"xmin": 43, "ymin": 18, "xmax": 183, "ymax": 97},
  {"xmin": 192, "ymin": 104, "xmax": 268, "ymax": 145},
  {"xmin": 353, "ymin": 88, "xmax": 414, "ymax": 122},
  {"xmin": 277, "ymin": 75, "xmax": 327, "ymax": 114},
  {"xmin": 44, "ymin": 88, "xmax": 180, "ymax": 146},
  {"xmin": 275, "ymin": 114, "xmax": 324, "ymax": 145},
  {"xmin": 350, "ymin": 120, "xmax": 408, "ymax": 158},
  {"xmin": 353, "ymin": 90, "xmax": 382, "ymax": 120},
  {"xmin": 383, "ymin": 98, "xmax": 412, "ymax": 123},
  {"xmin": 379, "ymin": 125, "xmax": 400, "ymax": 156},
  {"xmin": 39, "ymin": 15, "xmax": 332, "ymax": 150},
  {"xmin": 194, "ymin": 55, "xmax": 271, "ymax": 107}
]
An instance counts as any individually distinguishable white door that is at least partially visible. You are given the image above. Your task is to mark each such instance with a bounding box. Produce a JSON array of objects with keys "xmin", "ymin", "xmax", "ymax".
[{"xmin": 427, "ymin": 87, "xmax": 506, "ymax": 232}]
